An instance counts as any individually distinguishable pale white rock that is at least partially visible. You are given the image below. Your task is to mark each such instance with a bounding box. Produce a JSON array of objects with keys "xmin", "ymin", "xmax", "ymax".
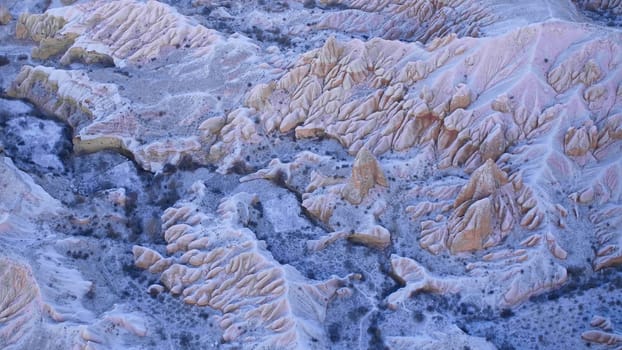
[
  {"xmin": 0, "ymin": 156, "xmax": 63, "ymax": 235},
  {"xmin": 386, "ymin": 324, "xmax": 497, "ymax": 350}
]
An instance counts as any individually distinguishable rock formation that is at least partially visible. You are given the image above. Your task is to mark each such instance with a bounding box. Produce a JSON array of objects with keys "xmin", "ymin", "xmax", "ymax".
[
  {"xmin": 582, "ymin": 316, "xmax": 622, "ymax": 348},
  {"xmin": 133, "ymin": 185, "xmax": 356, "ymax": 348},
  {"xmin": 9, "ymin": 0, "xmax": 273, "ymax": 172},
  {"xmin": 388, "ymin": 231, "xmax": 569, "ymax": 308},
  {"xmin": 0, "ymin": 156, "xmax": 63, "ymax": 234},
  {"xmin": 16, "ymin": 0, "xmax": 222, "ymax": 65},
  {"xmin": 1, "ymin": 0, "xmax": 622, "ymax": 349},
  {"xmin": 315, "ymin": 0, "xmax": 494, "ymax": 42},
  {"xmin": 0, "ymin": 258, "xmax": 42, "ymax": 348},
  {"xmin": 0, "ymin": 156, "xmax": 148, "ymax": 350},
  {"xmin": 386, "ymin": 324, "xmax": 497, "ymax": 350}
]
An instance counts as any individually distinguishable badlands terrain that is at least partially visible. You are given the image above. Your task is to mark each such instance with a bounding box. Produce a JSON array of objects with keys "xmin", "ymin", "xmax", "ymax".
[{"xmin": 1, "ymin": 0, "xmax": 622, "ymax": 349}]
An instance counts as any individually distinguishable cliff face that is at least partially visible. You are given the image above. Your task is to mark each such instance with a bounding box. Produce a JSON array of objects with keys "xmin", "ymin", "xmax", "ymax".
[{"xmin": 1, "ymin": 0, "xmax": 622, "ymax": 349}]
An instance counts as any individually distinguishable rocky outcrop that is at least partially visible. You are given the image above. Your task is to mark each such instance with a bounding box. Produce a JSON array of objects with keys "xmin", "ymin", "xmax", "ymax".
[
  {"xmin": 582, "ymin": 316, "xmax": 622, "ymax": 348},
  {"xmin": 302, "ymin": 148, "xmax": 391, "ymax": 249},
  {"xmin": 386, "ymin": 324, "xmax": 497, "ymax": 350},
  {"xmin": 3, "ymin": 249, "xmax": 163, "ymax": 349},
  {"xmin": 315, "ymin": 0, "xmax": 494, "ymax": 42},
  {"xmin": 235, "ymin": 20, "xmax": 621, "ymax": 180},
  {"xmin": 242, "ymin": 148, "xmax": 391, "ymax": 250},
  {"xmin": 574, "ymin": 0, "xmax": 622, "ymax": 14},
  {"xmin": 133, "ymin": 185, "xmax": 355, "ymax": 349},
  {"xmin": 342, "ymin": 147, "xmax": 388, "ymax": 205},
  {"xmin": 0, "ymin": 6, "xmax": 12, "ymax": 25},
  {"xmin": 0, "ymin": 156, "xmax": 63, "ymax": 234},
  {"xmin": 6, "ymin": 65, "xmax": 199, "ymax": 172},
  {"xmin": 0, "ymin": 259, "xmax": 42, "ymax": 347},
  {"xmin": 388, "ymin": 231, "xmax": 568, "ymax": 309},
  {"xmin": 9, "ymin": 0, "xmax": 271, "ymax": 173},
  {"xmin": 418, "ymin": 159, "xmax": 543, "ymax": 254},
  {"xmin": 16, "ymin": 0, "xmax": 221, "ymax": 66}
]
